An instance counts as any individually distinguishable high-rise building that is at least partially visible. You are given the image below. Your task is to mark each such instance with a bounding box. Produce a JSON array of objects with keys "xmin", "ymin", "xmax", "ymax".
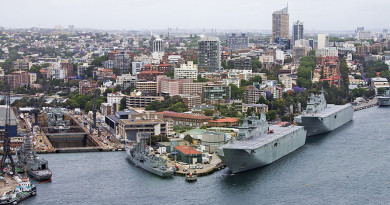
[
  {"xmin": 68, "ymin": 25, "xmax": 74, "ymax": 33},
  {"xmin": 227, "ymin": 33, "xmax": 249, "ymax": 51},
  {"xmin": 153, "ymin": 39, "xmax": 164, "ymax": 52},
  {"xmin": 317, "ymin": 34, "xmax": 329, "ymax": 49},
  {"xmin": 293, "ymin": 21, "xmax": 304, "ymax": 44},
  {"xmin": 198, "ymin": 37, "xmax": 221, "ymax": 72},
  {"xmin": 272, "ymin": 6, "xmax": 289, "ymax": 43}
]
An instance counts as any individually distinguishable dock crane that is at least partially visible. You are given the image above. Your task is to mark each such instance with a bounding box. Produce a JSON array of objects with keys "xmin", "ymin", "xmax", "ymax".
[
  {"xmin": 90, "ymin": 89, "xmax": 100, "ymax": 137},
  {"xmin": 1, "ymin": 76, "xmax": 15, "ymax": 176},
  {"xmin": 30, "ymin": 78, "xmax": 52, "ymax": 130}
]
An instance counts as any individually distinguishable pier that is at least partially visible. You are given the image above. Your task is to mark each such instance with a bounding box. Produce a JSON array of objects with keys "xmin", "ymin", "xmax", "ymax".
[{"xmin": 352, "ymin": 99, "xmax": 378, "ymax": 111}]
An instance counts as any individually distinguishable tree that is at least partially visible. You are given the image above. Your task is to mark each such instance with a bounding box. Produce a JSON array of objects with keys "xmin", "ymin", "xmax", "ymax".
[
  {"xmin": 266, "ymin": 110, "xmax": 277, "ymax": 121},
  {"xmin": 203, "ymin": 109, "xmax": 214, "ymax": 116},
  {"xmin": 103, "ymin": 88, "xmax": 114, "ymax": 97},
  {"xmin": 91, "ymin": 55, "xmax": 108, "ymax": 67},
  {"xmin": 251, "ymin": 59, "xmax": 262, "ymax": 72},
  {"xmin": 114, "ymin": 85, "xmax": 121, "ymax": 92},
  {"xmin": 120, "ymin": 97, "xmax": 127, "ymax": 111},
  {"xmin": 196, "ymin": 74, "xmax": 208, "ymax": 82},
  {"xmin": 184, "ymin": 134, "xmax": 194, "ymax": 144},
  {"xmin": 166, "ymin": 70, "xmax": 174, "ymax": 78},
  {"xmin": 377, "ymin": 87, "xmax": 386, "ymax": 95},
  {"xmin": 125, "ymin": 86, "xmax": 136, "ymax": 95}
]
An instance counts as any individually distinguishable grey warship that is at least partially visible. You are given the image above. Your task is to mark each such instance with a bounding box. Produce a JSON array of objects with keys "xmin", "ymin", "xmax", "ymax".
[
  {"xmin": 216, "ymin": 113, "xmax": 306, "ymax": 174},
  {"xmin": 378, "ymin": 88, "xmax": 390, "ymax": 106},
  {"xmin": 126, "ymin": 133, "xmax": 174, "ymax": 177},
  {"xmin": 16, "ymin": 136, "xmax": 52, "ymax": 181},
  {"xmin": 294, "ymin": 91, "xmax": 354, "ymax": 137}
]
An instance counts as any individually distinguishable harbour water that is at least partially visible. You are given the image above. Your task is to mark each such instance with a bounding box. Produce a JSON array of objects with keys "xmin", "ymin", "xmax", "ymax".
[{"xmin": 25, "ymin": 107, "xmax": 390, "ymax": 205}]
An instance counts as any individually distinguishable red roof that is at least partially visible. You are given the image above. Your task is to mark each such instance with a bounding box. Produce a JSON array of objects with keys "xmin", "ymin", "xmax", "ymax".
[
  {"xmin": 160, "ymin": 111, "xmax": 212, "ymax": 120},
  {"xmin": 139, "ymin": 71, "xmax": 164, "ymax": 74},
  {"xmin": 208, "ymin": 118, "xmax": 238, "ymax": 123},
  {"xmin": 175, "ymin": 146, "xmax": 201, "ymax": 155}
]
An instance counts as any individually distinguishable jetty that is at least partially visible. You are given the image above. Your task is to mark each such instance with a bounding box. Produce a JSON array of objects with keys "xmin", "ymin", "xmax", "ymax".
[{"xmin": 352, "ymin": 99, "xmax": 378, "ymax": 111}]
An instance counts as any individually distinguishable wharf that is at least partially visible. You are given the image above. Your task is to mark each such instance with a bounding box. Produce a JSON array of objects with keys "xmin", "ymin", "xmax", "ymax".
[
  {"xmin": 170, "ymin": 154, "xmax": 225, "ymax": 177},
  {"xmin": 352, "ymin": 99, "xmax": 378, "ymax": 111}
]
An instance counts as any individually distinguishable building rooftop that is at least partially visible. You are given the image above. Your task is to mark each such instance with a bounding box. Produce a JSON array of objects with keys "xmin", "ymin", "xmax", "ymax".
[
  {"xmin": 208, "ymin": 118, "xmax": 238, "ymax": 123},
  {"xmin": 175, "ymin": 146, "xmax": 201, "ymax": 155},
  {"xmin": 161, "ymin": 111, "xmax": 212, "ymax": 120}
]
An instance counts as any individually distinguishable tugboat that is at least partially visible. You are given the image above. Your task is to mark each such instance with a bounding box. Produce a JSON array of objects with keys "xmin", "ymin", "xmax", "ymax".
[
  {"xmin": 16, "ymin": 136, "xmax": 52, "ymax": 181},
  {"xmin": 185, "ymin": 171, "xmax": 197, "ymax": 182},
  {"xmin": 0, "ymin": 174, "xmax": 36, "ymax": 205},
  {"xmin": 126, "ymin": 133, "xmax": 174, "ymax": 178}
]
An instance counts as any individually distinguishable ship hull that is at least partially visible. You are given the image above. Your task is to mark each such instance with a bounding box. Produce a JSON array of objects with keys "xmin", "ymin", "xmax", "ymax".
[
  {"xmin": 126, "ymin": 148, "xmax": 174, "ymax": 178},
  {"xmin": 378, "ymin": 97, "xmax": 390, "ymax": 106},
  {"xmin": 297, "ymin": 104, "xmax": 354, "ymax": 137},
  {"xmin": 28, "ymin": 170, "xmax": 52, "ymax": 181},
  {"xmin": 217, "ymin": 127, "xmax": 306, "ymax": 174}
]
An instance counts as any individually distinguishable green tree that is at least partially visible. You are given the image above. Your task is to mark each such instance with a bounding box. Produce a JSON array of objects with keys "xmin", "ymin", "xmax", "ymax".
[
  {"xmin": 114, "ymin": 85, "xmax": 121, "ymax": 92},
  {"xmin": 203, "ymin": 109, "xmax": 214, "ymax": 116},
  {"xmin": 251, "ymin": 59, "xmax": 262, "ymax": 72},
  {"xmin": 103, "ymin": 88, "xmax": 114, "ymax": 97},
  {"xmin": 91, "ymin": 55, "xmax": 108, "ymax": 67},
  {"xmin": 120, "ymin": 97, "xmax": 127, "ymax": 111},
  {"xmin": 377, "ymin": 87, "xmax": 386, "ymax": 95},
  {"xmin": 266, "ymin": 110, "xmax": 277, "ymax": 121},
  {"xmin": 184, "ymin": 134, "xmax": 194, "ymax": 144},
  {"xmin": 166, "ymin": 70, "xmax": 174, "ymax": 78}
]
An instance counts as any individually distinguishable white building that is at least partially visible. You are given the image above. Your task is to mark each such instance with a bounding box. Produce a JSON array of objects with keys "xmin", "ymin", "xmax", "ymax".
[
  {"xmin": 316, "ymin": 47, "xmax": 338, "ymax": 57},
  {"xmin": 317, "ymin": 34, "xmax": 329, "ymax": 49},
  {"xmin": 28, "ymin": 72, "xmax": 37, "ymax": 84},
  {"xmin": 48, "ymin": 68, "xmax": 65, "ymax": 79},
  {"xmin": 174, "ymin": 61, "xmax": 198, "ymax": 80},
  {"xmin": 278, "ymin": 74, "xmax": 293, "ymax": 90},
  {"xmin": 371, "ymin": 77, "xmax": 389, "ymax": 94},
  {"xmin": 151, "ymin": 52, "xmax": 164, "ymax": 65},
  {"xmin": 132, "ymin": 62, "xmax": 146, "ymax": 75},
  {"xmin": 107, "ymin": 92, "xmax": 127, "ymax": 104}
]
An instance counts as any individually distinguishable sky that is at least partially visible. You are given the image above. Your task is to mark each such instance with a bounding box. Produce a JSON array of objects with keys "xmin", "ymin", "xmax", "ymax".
[{"xmin": 0, "ymin": 0, "xmax": 389, "ymax": 32}]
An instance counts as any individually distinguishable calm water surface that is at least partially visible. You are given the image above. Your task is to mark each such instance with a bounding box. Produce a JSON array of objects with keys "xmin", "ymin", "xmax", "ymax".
[{"xmin": 25, "ymin": 107, "xmax": 390, "ymax": 205}]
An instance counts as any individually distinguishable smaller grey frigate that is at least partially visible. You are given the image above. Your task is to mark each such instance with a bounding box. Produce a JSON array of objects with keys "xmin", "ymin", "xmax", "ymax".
[
  {"xmin": 294, "ymin": 90, "xmax": 354, "ymax": 137},
  {"xmin": 126, "ymin": 133, "xmax": 174, "ymax": 177},
  {"xmin": 16, "ymin": 136, "xmax": 52, "ymax": 181},
  {"xmin": 216, "ymin": 113, "xmax": 306, "ymax": 174},
  {"xmin": 378, "ymin": 88, "xmax": 390, "ymax": 106}
]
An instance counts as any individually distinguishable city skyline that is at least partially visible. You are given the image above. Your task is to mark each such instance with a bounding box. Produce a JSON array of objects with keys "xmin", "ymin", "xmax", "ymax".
[{"xmin": 0, "ymin": 0, "xmax": 389, "ymax": 32}]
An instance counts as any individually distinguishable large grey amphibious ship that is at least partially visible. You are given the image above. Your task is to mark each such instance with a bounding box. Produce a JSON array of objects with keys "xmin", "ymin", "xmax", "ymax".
[
  {"xmin": 294, "ymin": 91, "xmax": 354, "ymax": 137},
  {"xmin": 378, "ymin": 88, "xmax": 390, "ymax": 106},
  {"xmin": 216, "ymin": 113, "xmax": 306, "ymax": 174},
  {"xmin": 126, "ymin": 133, "xmax": 174, "ymax": 177}
]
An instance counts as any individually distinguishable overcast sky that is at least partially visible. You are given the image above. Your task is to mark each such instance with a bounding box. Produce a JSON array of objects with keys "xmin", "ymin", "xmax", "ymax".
[{"xmin": 0, "ymin": 0, "xmax": 389, "ymax": 32}]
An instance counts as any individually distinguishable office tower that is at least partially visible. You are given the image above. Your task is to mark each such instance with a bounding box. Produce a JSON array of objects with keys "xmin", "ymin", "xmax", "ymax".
[
  {"xmin": 293, "ymin": 21, "xmax": 304, "ymax": 44},
  {"xmin": 227, "ymin": 33, "xmax": 249, "ymax": 51},
  {"xmin": 317, "ymin": 34, "xmax": 329, "ymax": 49},
  {"xmin": 272, "ymin": 6, "xmax": 289, "ymax": 43},
  {"xmin": 197, "ymin": 37, "xmax": 221, "ymax": 72}
]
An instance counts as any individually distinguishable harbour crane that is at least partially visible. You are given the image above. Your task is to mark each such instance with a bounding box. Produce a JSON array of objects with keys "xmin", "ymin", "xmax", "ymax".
[
  {"xmin": 30, "ymin": 78, "xmax": 52, "ymax": 130},
  {"xmin": 1, "ymin": 76, "xmax": 15, "ymax": 176}
]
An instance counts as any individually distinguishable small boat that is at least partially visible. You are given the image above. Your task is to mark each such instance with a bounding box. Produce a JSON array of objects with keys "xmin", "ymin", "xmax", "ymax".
[{"xmin": 185, "ymin": 171, "xmax": 197, "ymax": 182}]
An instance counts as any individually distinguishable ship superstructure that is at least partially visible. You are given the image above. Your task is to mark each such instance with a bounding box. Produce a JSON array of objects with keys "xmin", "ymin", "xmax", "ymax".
[
  {"xmin": 46, "ymin": 108, "xmax": 70, "ymax": 133},
  {"xmin": 216, "ymin": 113, "xmax": 306, "ymax": 173},
  {"xmin": 16, "ymin": 136, "xmax": 52, "ymax": 181},
  {"xmin": 294, "ymin": 91, "xmax": 353, "ymax": 136}
]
